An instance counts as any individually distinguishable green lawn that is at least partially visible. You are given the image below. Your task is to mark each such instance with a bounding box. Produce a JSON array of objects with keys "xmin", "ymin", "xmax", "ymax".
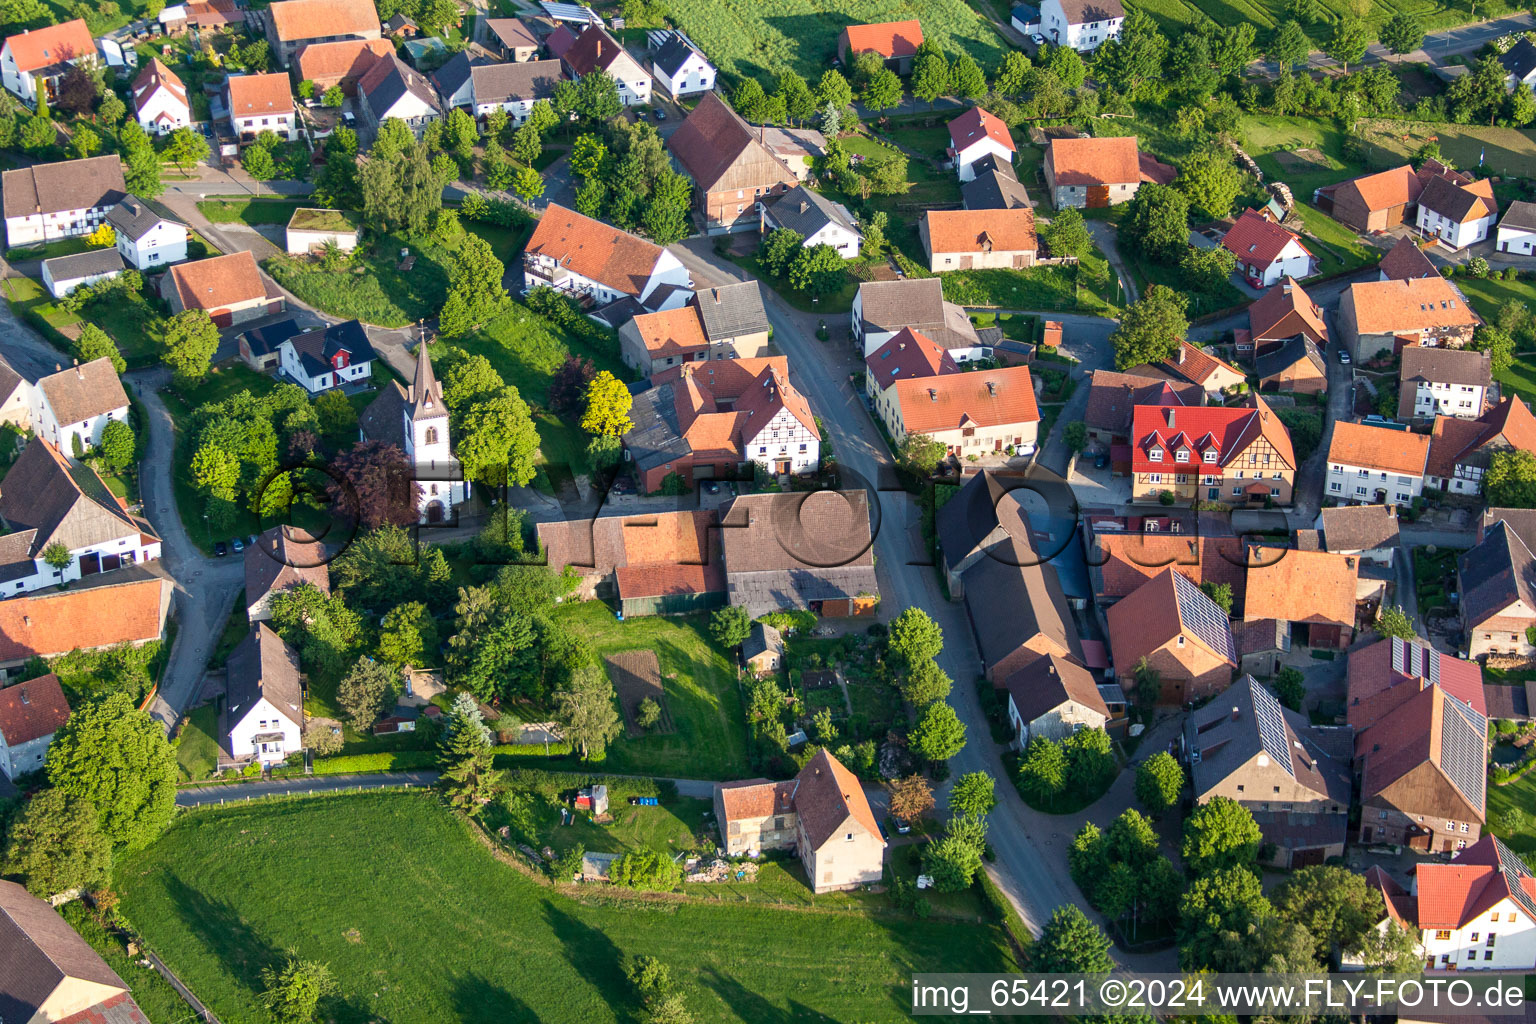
[
  {"xmin": 1497, "ymin": 354, "xmax": 1536, "ymax": 408},
  {"xmin": 1359, "ymin": 120, "xmax": 1536, "ymax": 181},
  {"xmin": 1244, "ymin": 116, "xmax": 1363, "ymax": 200},
  {"xmin": 939, "ymin": 255, "xmax": 1122, "ymax": 313},
  {"xmin": 1456, "ymin": 273, "xmax": 1536, "ymax": 322},
  {"xmin": 176, "ymin": 703, "xmax": 223, "ymax": 783},
  {"xmin": 58, "ymin": 902, "xmax": 200, "ymax": 1024},
  {"xmin": 6, "ymin": 236, "xmax": 100, "ymax": 259},
  {"xmin": 1135, "ymin": 0, "xmax": 1525, "ymax": 36},
  {"xmin": 197, "ymin": 199, "xmax": 310, "ymax": 226},
  {"xmin": 1289, "ymin": 202, "xmax": 1380, "ymax": 275},
  {"xmin": 663, "ymin": 0, "xmax": 1005, "ymax": 82},
  {"xmin": 264, "ymin": 236, "xmax": 451, "ymax": 327},
  {"xmin": 552, "ymin": 602, "xmax": 750, "ymax": 780},
  {"xmin": 116, "ymin": 793, "xmax": 1016, "ymax": 1022},
  {"xmin": 1488, "ymin": 770, "xmax": 1536, "ymax": 861},
  {"xmin": 2, "ymin": 274, "xmax": 81, "ymax": 347}
]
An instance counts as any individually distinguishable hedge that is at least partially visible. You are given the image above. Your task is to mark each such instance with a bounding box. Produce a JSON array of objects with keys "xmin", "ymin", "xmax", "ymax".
[
  {"xmin": 311, "ymin": 750, "xmax": 440, "ymax": 775},
  {"xmin": 976, "ymin": 869, "xmax": 1033, "ymax": 958},
  {"xmin": 491, "ymin": 741, "xmax": 575, "ymax": 766},
  {"xmin": 504, "ymin": 767, "xmax": 676, "ymax": 802}
]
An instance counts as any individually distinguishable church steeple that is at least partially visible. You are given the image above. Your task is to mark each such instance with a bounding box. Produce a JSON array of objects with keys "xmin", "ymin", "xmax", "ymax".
[{"xmin": 407, "ymin": 341, "xmax": 443, "ymax": 421}]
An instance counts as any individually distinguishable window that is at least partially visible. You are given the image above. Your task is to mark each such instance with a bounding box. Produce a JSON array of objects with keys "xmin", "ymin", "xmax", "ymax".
[
  {"xmin": 1446, "ymin": 821, "xmax": 1455, "ymax": 831},
  {"xmin": 1509, "ymin": 913, "xmax": 1517, "ymax": 922},
  {"xmin": 1236, "ymin": 784, "xmax": 1244, "ymax": 792},
  {"xmin": 845, "ymin": 832, "xmax": 854, "ymax": 842},
  {"xmin": 1330, "ymin": 482, "xmax": 1342, "ymax": 492},
  {"xmin": 1149, "ymin": 449, "xmax": 1162, "ymax": 462},
  {"xmin": 1203, "ymin": 450, "xmax": 1217, "ymax": 463},
  {"xmin": 1460, "ymin": 822, "xmax": 1469, "ymax": 832},
  {"xmin": 1472, "ymin": 933, "xmax": 1479, "ymax": 941},
  {"xmin": 1233, "ymin": 487, "xmax": 1242, "ymax": 495},
  {"xmin": 1208, "ymin": 488, "xmax": 1219, "ymax": 499},
  {"xmin": 1486, "ymin": 950, "xmax": 1496, "ymax": 960},
  {"xmin": 759, "ymin": 447, "xmax": 767, "ymax": 455},
  {"xmin": 1435, "ymin": 930, "xmax": 1452, "ymax": 941},
  {"xmin": 1148, "ymin": 473, "xmax": 1162, "ymax": 483},
  {"xmin": 1487, "ymin": 934, "xmax": 1497, "ymax": 946},
  {"xmin": 424, "ymin": 426, "xmax": 438, "ymax": 445}
]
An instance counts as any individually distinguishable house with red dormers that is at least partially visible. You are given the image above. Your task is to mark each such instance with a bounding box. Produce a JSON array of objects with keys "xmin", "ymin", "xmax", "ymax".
[
  {"xmin": 277, "ymin": 319, "xmax": 376, "ymax": 394},
  {"xmin": 1221, "ymin": 209, "xmax": 1316, "ymax": 289},
  {"xmin": 947, "ymin": 107, "xmax": 1016, "ymax": 183},
  {"xmin": 1130, "ymin": 398, "xmax": 1296, "ymax": 506}
]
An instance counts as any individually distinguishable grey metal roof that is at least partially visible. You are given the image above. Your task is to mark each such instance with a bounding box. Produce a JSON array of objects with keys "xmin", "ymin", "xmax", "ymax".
[
  {"xmin": 540, "ymin": 0, "xmax": 603, "ymax": 23},
  {"xmin": 240, "ymin": 317, "xmax": 304, "ymax": 358},
  {"xmin": 763, "ymin": 184, "xmax": 858, "ymax": 239},
  {"xmin": 1500, "ymin": 199, "xmax": 1536, "ymax": 233},
  {"xmin": 623, "ymin": 381, "xmax": 690, "ymax": 473},
  {"xmin": 727, "ymin": 566, "xmax": 879, "ymax": 617},
  {"xmin": 41, "ymin": 247, "xmax": 124, "ymax": 281},
  {"xmin": 365, "ymin": 54, "xmax": 442, "ymax": 118},
  {"xmin": 691, "ymin": 280, "xmax": 769, "ymax": 342},
  {"xmin": 105, "ymin": 196, "xmax": 177, "ymax": 240}
]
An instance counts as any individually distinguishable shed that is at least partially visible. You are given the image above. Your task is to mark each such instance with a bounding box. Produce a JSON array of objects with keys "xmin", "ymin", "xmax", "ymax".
[
  {"xmin": 742, "ymin": 621, "xmax": 784, "ymax": 675},
  {"xmin": 40, "ymin": 248, "xmax": 124, "ymax": 298},
  {"xmin": 286, "ymin": 207, "xmax": 361, "ymax": 254}
]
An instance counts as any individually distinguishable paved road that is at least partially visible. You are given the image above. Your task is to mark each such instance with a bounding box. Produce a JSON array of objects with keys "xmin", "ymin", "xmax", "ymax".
[
  {"xmin": 669, "ymin": 239, "xmax": 1176, "ymax": 966},
  {"xmin": 1249, "ymin": 11, "xmax": 1536, "ymax": 78},
  {"xmin": 128, "ymin": 369, "xmax": 246, "ymax": 730}
]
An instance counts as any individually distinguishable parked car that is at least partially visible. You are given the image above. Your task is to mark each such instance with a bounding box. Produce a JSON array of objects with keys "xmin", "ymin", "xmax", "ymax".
[
  {"xmin": 1094, "ymin": 450, "xmax": 1109, "ymax": 469},
  {"xmin": 1030, "ymin": 33, "xmax": 1045, "ymax": 43},
  {"xmin": 214, "ymin": 540, "xmax": 228, "ymax": 557},
  {"xmin": 1338, "ymin": 348, "xmax": 1351, "ymax": 364},
  {"xmin": 653, "ymin": 107, "xmax": 666, "ymax": 121},
  {"xmin": 230, "ymin": 537, "xmax": 245, "ymax": 553},
  {"xmin": 891, "ymin": 816, "xmax": 911, "ymax": 835},
  {"xmin": 341, "ymin": 111, "xmax": 356, "ymax": 127}
]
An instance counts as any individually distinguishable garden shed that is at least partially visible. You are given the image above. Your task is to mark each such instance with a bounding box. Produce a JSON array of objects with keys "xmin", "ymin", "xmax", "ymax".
[{"xmin": 285, "ymin": 207, "xmax": 361, "ymax": 254}]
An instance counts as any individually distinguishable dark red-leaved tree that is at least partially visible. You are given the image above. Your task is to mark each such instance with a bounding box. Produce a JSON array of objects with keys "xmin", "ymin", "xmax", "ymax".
[
  {"xmin": 547, "ymin": 354, "xmax": 596, "ymax": 417},
  {"xmin": 326, "ymin": 440, "xmax": 421, "ymax": 529},
  {"xmin": 55, "ymin": 64, "xmax": 98, "ymax": 118}
]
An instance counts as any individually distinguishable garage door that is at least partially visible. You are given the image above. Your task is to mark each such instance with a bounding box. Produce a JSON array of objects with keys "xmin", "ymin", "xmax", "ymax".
[
  {"xmin": 212, "ymin": 310, "xmax": 233, "ymax": 328},
  {"xmin": 1291, "ymin": 847, "xmax": 1325, "ymax": 869},
  {"xmin": 1087, "ymin": 185, "xmax": 1111, "ymax": 208}
]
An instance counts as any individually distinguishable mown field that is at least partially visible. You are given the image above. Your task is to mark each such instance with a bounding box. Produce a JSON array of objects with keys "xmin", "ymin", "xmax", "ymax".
[
  {"xmin": 116, "ymin": 793, "xmax": 1017, "ymax": 1023},
  {"xmin": 665, "ymin": 0, "xmax": 1006, "ymax": 81},
  {"xmin": 1129, "ymin": 0, "xmax": 1526, "ymax": 34},
  {"xmin": 1358, "ymin": 120, "xmax": 1536, "ymax": 180}
]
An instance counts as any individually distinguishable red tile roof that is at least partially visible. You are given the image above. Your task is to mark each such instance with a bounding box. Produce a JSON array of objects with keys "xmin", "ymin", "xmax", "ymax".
[
  {"xmin": 2, "ymin": 19, "xmax": 94, "ymax": 73},
  {"xmin": 0, "ymin": 673, "xmax": 69, "ymax": 745},
  {"xmin": 947, "ymin": 107, "xmax": 1015, "ymax": 156},
  {"xmin": 524, "ymin": 203, "xmax": 665, "ymax": 300},
  {"xmin": 1347, "ymin": 637, "xmax": 1485, "ymax": 730},
  {"xmin": 715, "ymin": 778, "xmax": 795, "ymax": 822},
  {"xmin": 923, "ymin": 207, "xmax": 1035, "ymax": 254},
  {"xmin": 1131, "ymin": 401, "xmax": 1294, "ymax": 474},
  {"xmin": 628, "ymin": 306, "xmax": 708, "ymax": 358},
  {"xmin": 840, "ymin": 20, "xmax": 924, "ymax": 59},
  {"xmin": 1047, "ymin": 136, "xmax": 1139, "ymax": 186},
  {"xmin": 0, "ymin": 575, "xmax": 169, "ymax": 662},
  {"xmin": 792, "ymin": 747, "xmax": 884, "ymax": 848},
  {"xmin": 268, "ymin": 0, "xmax": 379, "ymax": 42},
  {"xmin": 131, "ymin": 58, "xmax": 187, "ymax": 115},
  {"xmin": 1221, "ymin": 208, "xmax": 1312, "ymax": 269},
  {"xmin": 167, "ymin": 251, "xmax": 266, "ymax": 311},
  {"xmin": 894, "ymin": 364, "xmax": 1039, "ymax": 434},
  {"xmin": 1091, "ymin": 532, "xmax": 1248, "ymax": 603},
  {"xmin": 1413, "ymin": 836, "xmax": 1536, "ymax": 929},
  {"xmin": 1339, "ymin": 164, "xmax": 1424, "ymax": 214},
  {"xmin": 1247, "ymin": 277, "xmax": 1327, "ymax": 343},
  {"xmin": 864, "ymin": 327, "xmax": 957, "ymax": 384},
  {"xmin": 1327, "ymin": 420, "xmax": 1431, "ymax": 476},
  {"xmin": 295, "ymin": 38, "xmax": 393, "ymax": 83},
  {"xmin": 1426, "ymin": 397, "xmax": 1536, "ymax": 480},
  {"xmin": 226, "ymin": 72, "xmax": 293, "ymax": 117},
  {"xmin": 1244, "ymin": 548, "xmax": 1357, "ymax": 627},
  {"xmin": 1346, "ymin": 277, "xmax": 1481, "ymax": 335}
]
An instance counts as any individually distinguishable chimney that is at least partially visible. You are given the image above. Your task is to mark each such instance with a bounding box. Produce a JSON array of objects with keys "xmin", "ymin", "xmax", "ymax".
[
  {"xmin": 596, "ymin": 39, "xmax": 602, "ymax": 58},
  {"xmin": 18, "ymin": 687, "xmax": 27, "ymax": 705},
  {"xmin": 928, "ymin": 388, "xmax": 937, "ymax": 401},
  {"xmin": 1178, "ymin": 346, "xmax": 1187, "ymax": 364},
  {"xmin": 21, "ymin": 615, "xmax": 29, "ymax": 627},
  {"xmin": 986, "ymin": 381, "xmax": 996, "ymax": 396},
  {"xmin": 1231, "ymin": 706, "xmax": 1240, "ymax": 721},
  {"xmin": 75, "ymin": 361, "xmax": 82, "ymax": 379},
  {"xmin": 800, "ymin": 200, "xmax": 808, "ymax": 214},
  {"xmin": 713, "ymin": 288, "xmax": 721, "ymax": 304},
  {"xmin": 1282, "ymin": 280, "xmax": 1292, "ymax": 294},
  {"xmin": 1166, "ymin": 408, "xmax": 1175, "ymax": 428}
]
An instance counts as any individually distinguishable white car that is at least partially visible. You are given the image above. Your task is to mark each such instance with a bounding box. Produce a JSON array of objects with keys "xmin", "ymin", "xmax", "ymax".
[
  {"xmin": 1338, "ymin": 348, "xmax": 1351, "ymax": 364},
  {"xmin": 1030, "ymin": 33, "xmax": 1045, "ymax": 44}
]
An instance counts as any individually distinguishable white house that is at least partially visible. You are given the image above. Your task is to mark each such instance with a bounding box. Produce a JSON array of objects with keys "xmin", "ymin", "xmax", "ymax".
[
  {"xmin": 522, "ymin": 203, "xmax": 692, "ymax": 314},
  {"xmin": 131, "ymin": 57, "xmax": 189, "ymax": 135},
  {"xmin": 1039, "ymin": 0, "xmax": 1125, "ymax": 51},
  {"xmin": 225, "ymin": 623, "xmax": 304, "ymax": 765},
  {"xmin": 1501, "ymin": 37, "xmax": 1536, "ymax": 91},
  {"xmin": 225, "ymin": 72, "xmax": 296, "ymax": 141},
  {"xmin": 1415, "ymin": 175, "xmax": 1498, "ymax": 251},
  {"xmin": 760, "ymin": 185, "xmax": 862, "ymax": 259},
  {"xmin": 107, "ymin": 197, "xmax": 189, "ymax": 269},
  {"xmin": 648, "ymin": 29, "xmax": 714, "ymax": 100},
  {"xmin": 0, "ymin": 673, "xmax": 70, "ymax": 780},
  {"xmin": 0, "ymin": 19, "xmax": 95, "ymax": 107},
  {"xmin": 1497, "ymin": 200, "xmax": 1536, "ymax": 255},
  {"xmin": 358, "ymin": 53, "xmax": 442, "ymax": 136},
  {"xmin": 1221, "ymin": 208, "xmax": 1315, "ymax": 289},
  {"xmin": 1, "ymin": 156, "xmax": 127, "ymax": 248},
  {"xmin": 1398, "ymin": 346, "xmax": 1492, "ymax": 422},
  {"xmin": 278, "ymin": 320, "xmax": 376, "ymax": 394},
  {"xmin": 1325, "ymin": 421, "xmax": 1430, "ymax": 508},
  {"xmin": 358, "ymin": 342, "xmax": 469, "ymax": 523},
  {"xmin": 0, "ymin": 437, "xmax": 161, "ymax": 598},
  {"xmin": 39, "ymin": 248, "xmax": 123, "ymax": 299},
  {"xmin": 30, "ymin": 358, "xmax": 129, "ymax": 455},
  {"xmin": 549, "ymin": 23, "xmax": 651, "ymax": 106},
  {"xmin": 947, "ymin": 106, "xmax": 1016, "ymax": 183},
  {"xmin": 1002, "ymin": 652, "xmax": 1109, "ymax": 748},
  {"xmin": 470, "ymin": 59, "xmax": 562, "ymax": 123},
  {"xmin": 1353, "ymin": 836, "xmax": 1536, "ymax": 972}
]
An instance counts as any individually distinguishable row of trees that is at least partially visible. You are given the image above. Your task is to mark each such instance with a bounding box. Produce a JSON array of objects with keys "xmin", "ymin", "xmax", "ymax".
[{"xmin": 568, "ymin": 119, "xmax": 693, "ymax": 245}]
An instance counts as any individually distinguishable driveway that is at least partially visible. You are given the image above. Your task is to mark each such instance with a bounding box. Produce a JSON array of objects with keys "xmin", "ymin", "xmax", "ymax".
[
  {"xmin": 127, "ymin": 369, "xmax": 246, "ymax": 731},
  {"xmin": 1087, "ymin": 220, "xmax": 1137, "ymax": 305},
  {"xmin": 668, "ymin": 238, "xmax": 1171, "ymax": 965}
]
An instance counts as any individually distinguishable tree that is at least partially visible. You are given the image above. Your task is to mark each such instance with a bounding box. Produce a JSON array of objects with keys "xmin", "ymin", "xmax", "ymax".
[
  {"xmin": 19, "ymin": 112, "xmax": 53, "ymax": 152},
  {"xmin": 438, "ymin": 291, "xmax": 473, "ymax": 339},
  {"xmin": 2, "ymin": 788, "xmax": 111, "ymax": 896},
  {"xmin": 788, "ymin": 243, "xmax": 847, "ymax": 298},
  {"xmin": 98, "ymin": 419, "xmax": 135, "ymax": 472},
  {"xmin": 119, "ymin": 122, "xmax": 162, "ymax": 198},
  {"xmin": 911, "ymin": 45, "xmax": 951, "ymax": 107},
  {"xmin": 581, "ymin": 371, "xmax": 633, "ymax": 437},
  {"xmin": 635, "ymin": 696, "xmax": 661, "ymax": 730},
  {"xmin": 642, "ymin": 169, "xmax": 692, "ymax": 244},
  {"xmin": 948, "ymin": 52, "xmax": 987, "ymax": 99},
  {"xmin": 1272, "ymin": 865, "xmax": 1384, "ymax": 965},
  {"xmin": 161, "ymin": 309, "xmax": 219, "ymax": 384},
  {"xmin": 577, "ymin": 69, "xmax": 622, "ymax": 121},
  {"xmin": 1486, "ymin": 449, "xmax": 1536, "ymax": 508},
  {"xmin": 554, "ymin": 663, "xmax": 622, "ymax": 761},
  {"xmin": 336, "ymin": 656, "xmax": 399, "ymax": 727},
  {"xmin": 816, "ymin": 69, "xmax": 853, "ymax": 111},
  {"xmin": 40, "ymin": 540, "xmax": 71, "ymax": 571},
  {"xmin": 910, "ymin": 701, "xmax": 965, "ymax": 763},
  {"xmin": 163, "ymin": 126, "xmax": 209, "ymax": 173},
  {"xmin": 1178, "ymin": 866, "xmax": 1274, "ymax": 970},
  {"xmin": 1134, "ymin": 751, "xmax": 1183, "ymax": 817},
  {"xmin": 456, "ymin": 388, "xmax": 541, "ymax": 487},
  {"xmin": 1040, "ymin": 206, "xmax": 1091, "ymax": 260},
  {"xmin": 1375, "ymin": 605, "xmax": 1419, "ymax": 640},
  {"xmin": 548, "ymin": 354, "xmax": 597, "ymax": 416},
  {"xmin": 1032, "ymin": 905, "xmax": 1114, "ymax": 972},
  {"xmin": 1064, "ymin": 727, "xmax": 1115, "ymax": 796},
  {"xmin": 889, "ymin": 773, "xmax": 935, "ymax": 820},
  {"xmin": 896, "ymin": 433, "xmax": 947, "ymax": 477},
  {"xmin": 924, "ymin": 829, "xmax": 984, "ymax": 891},
  {"xmin": 900, "ymin": 658, "xmax": 952, "ymax": 707},
  {"xmin": 1266, "ymin": 20, "xmax": 1311, "ymax": 72},
  {"xmin": 611, "ymin": 849, "xmax": 684, "ymax": 890},
  {"xmin": 1121, "ymin": 183, "xmax": 1191, "ymax": 261},
  {"xmin": 888, "ymin": 608, "xmax": 943, "ymax": 666},
  {"xmin": 758, "ymin": 227, "xmax": 805, "ymax": 278},
  {"xmin": 327, "ymin": 440, "xmax": 421, "ymax": 529},
  {"xmin": 47, "ymin": 692, "xmax": 176, "ymax": 849},
  {"xmin": 260, "ymin": 953, "xmax": 335, "ymax": 1024},
  {"xmin": 1182, "ymin": 795, "xmax": 1261, "ymax": 875},
  {"xmin": 732, "ymin": 76, "xmax": 770, "ymax": 120},
  {"xmin": 861, "ymin": 67, "xmax": 903, "ymax": 111},
  {"xmin": 777, "ymin": 69, "xmax": 817, "ymax": 124},
  {"xmin": 1092, "ymin": 9, "xmax": 1168, "ymax": 94},
  {"xmin": 570, "ymin": 134, "xmax": 609, "ymax": 179},
  {"xmin": 709, "ymin": 605, "xmax": 752, "ymax": 647},
  {"xmin": 1044, "ymin": 43, "xmax": 1088, "ymax": 89},
  {"xmin": 1325, "ymin": 14, "xmax": 1368, "ymax": 72},
  {"xmin": 445, "ymin": 106, "xmax": 478, "ymax": 156},
  {"xmin": 446, "ymin": 233, "xmax": 507, "ymax": 324},
  {"xmin": 359, "ymin": 138, "xmax": 441, "ymax": 238},
  {"xmin": 378, "ymin": 601, "xmax": 439, "ymax": 667},
  {"xmin": 994, "ymin": 51, "xmax": 1032, "ymax": 96},
  {"xmin": 949, "ymin": 770, "xmax": 996, "ymax": 818},
  {"xmin": 322, "ymin": 83, "xmax": 344, "ymax": 107},
  {"xmin": 70, "ymin": 123, "xmax": 99, "ymax": 158},
  {"xmin": 243, "ymin": 142, "xmax": 276, "ymax": 181},
  {"xmin": 1064, "ymin": 421, "xmax": 1088, "ymax": 453},
  {"xmin": 439, "ymin": 692, "xmax": 496, "ymax": 810},
  {"xmin": 1447, "ymin": 53, "xmax": 1509, "ymax": 126},
  {"xmin": 1379, "ymin": 11, "xmax": 1422, "ymax": 59},
  {"xmin": 1177, "ymin": 149, "xmax": 1245, "ymax": 220},
  {"xmin": 1018, "ymin": 735, "xmax": 1067, "ymax": 801},
  {"xmin": 1511, "ymin": 83, "xmax": 1536, "ymax": 128},
  {"xmin": 1273, "ymin": 666, "xmax": 1305, "ymax": 712},
  {"xmin": 1112, "ymin": 286, "xmax": 1189, "ymax": 370}
]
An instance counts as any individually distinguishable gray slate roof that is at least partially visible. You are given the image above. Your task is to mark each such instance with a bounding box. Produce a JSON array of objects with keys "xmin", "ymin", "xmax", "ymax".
[
  {"xmin": 1400, "ymin": 344, "xmax": 1492, "ymax": 388},
  {"xmin": 1253, "ymin": 333, "xmax": 1323, "ymax": 382},
  {"xmin": 691, "ymin": 280, "xmax": 770, "ymax": 342},
  {"xmin": 764, "ymin": 184, "xmax": 858, "ymax": 239},
  {"xmin": 1459, "ymin": 519, "xmax": 1536, "ymax": 627},
  {"xmin": 1502, "ymin": 38, "xmax": 1536, "ymax": 80},
  {"xmin": 651, "ymin": 29, "xmax": 707, "ymax": 77},
  {"xmin": 961, "ymin": 530, "xmax": 1084, "ymax": 669},
  {"xmin": 41, "ymin": 247, "xmax": 124, "ymax": 282},
  {"xmin": 1, "ymin": 156, "xmax": 127, "ymax": 221},
  {"xmin": 105, "ymin": 196, "xmax": 178, "ymax": 241},
  {"xmin": 1186, "ymin": 674, "xmax": 1352, "ymax": 804},
  {"xmin": 623, "ymin": 380, "xmax": 689, "ymax": 473},
  {"xmin": 1500, "ymin": 199, "xmax": 1536, "ymax": 233},
  {"xmin": 0, "ymin": 437, "xmax": 151, "ymax": 559},
  {"xmin": 471, "ymin": 58, "xmax": 562, "ymax": 104},
  {"xmin": 430, "ymin": 49, "xmax": 483, "ymax": 100},
  {"xmin": 283, "ymin": 319, "xmax": 376, "ymax": 378},
  {"xmin": 1319, "ymin": 503, "xmax": 1399, "ymax": 553},
  {"xmin": 226, "ymin": 622, "xmax": 302, "ymax": 728},
  {"xmin": 719, "ymin": 491, "xmax": 879, "ymax": 617},
  {"xmin": 365, "ymin": 53, "xmax": 442, "ymax": 119},
  {"xmin": 742, "ymin": 620, "xmax": 784, "ymax": 661},
  {"xmin": 962, "ymin": 168, "xmax": 1031, "ymax": 211}
]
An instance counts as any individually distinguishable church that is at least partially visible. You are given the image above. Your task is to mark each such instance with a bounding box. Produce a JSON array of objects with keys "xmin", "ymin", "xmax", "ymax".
[{"xmin": 358, "ymin": 342, "xmax": 469, "ymax": 523}]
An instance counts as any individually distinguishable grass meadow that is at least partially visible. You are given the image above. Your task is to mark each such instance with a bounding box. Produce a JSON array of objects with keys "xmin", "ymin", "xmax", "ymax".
[
  {"xmin": 665, "ymin": 0, "xmax": 1006, "ymax": 81},
  {"xmin": 115, "ymin": 793, "xmax": 1017, "ymax": 1023},
  {"xmin": 1358, "ymin": 120, "xmax": 1536, "ymax": 180},
  {"xmin": 550, "ymin": 603, "xmax": 751, "ymax": 780},
  {"xmin": 1130, "ymin": 0, "xmax": 1526, "ymax": 34}
]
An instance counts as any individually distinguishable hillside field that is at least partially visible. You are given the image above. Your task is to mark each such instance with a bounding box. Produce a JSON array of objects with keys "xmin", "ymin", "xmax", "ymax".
[
  {"xmin": 1129, "ymin": 0, "xmax": 1526, "ymax": 33},
  {"xmin": 115, "ymin": 793, "xmax": 1017, "ymax": 1023}
]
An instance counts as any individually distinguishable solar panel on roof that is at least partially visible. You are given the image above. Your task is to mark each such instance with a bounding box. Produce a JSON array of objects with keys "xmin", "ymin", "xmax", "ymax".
[
  {"xmin": 1171, "ymin": 572, "xmax": 1236, "ymax": 663},
  {"xmin": 541, "ymin": 1, "xmax": 603, "ymax": 23},
  {"xmin": 1251, "ymin": 681, "xmax": 1296, "ymax": 778},
  {"xmin": 1440, "ymin": 694, "xmax": 1486, "ymax": 809}
]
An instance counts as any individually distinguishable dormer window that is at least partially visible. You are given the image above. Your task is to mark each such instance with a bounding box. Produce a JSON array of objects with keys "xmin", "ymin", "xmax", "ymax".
[
  {"xmin": 1176, "ymin": 448, "xmax": 1189, "ymax": 462},
  {"xmin": 1202, "ymin": 450, "xmax": 1217, "ymax": 463},
  {"xmin": 1148, "ymin": 449, "xmax": 1162, "ymax": 462}
]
